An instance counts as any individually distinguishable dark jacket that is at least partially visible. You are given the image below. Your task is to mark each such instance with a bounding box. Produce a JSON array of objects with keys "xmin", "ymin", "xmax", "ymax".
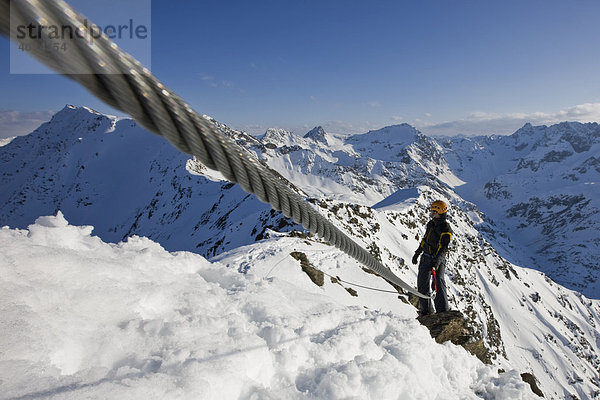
[{"xmin": 416, "ymin": 215, "xmax": 453, "ymax": 261}]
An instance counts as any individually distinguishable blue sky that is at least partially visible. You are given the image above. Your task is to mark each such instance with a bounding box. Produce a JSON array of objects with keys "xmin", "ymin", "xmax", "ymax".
[{"xmin": 2, "ymin": 0, "xmax": 600, "ymax": 138}]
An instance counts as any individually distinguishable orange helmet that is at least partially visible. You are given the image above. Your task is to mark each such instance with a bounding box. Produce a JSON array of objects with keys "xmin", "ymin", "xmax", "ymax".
[{"xmin": 430, "ymin": 200, "xmax": 448, "ymax": 214}]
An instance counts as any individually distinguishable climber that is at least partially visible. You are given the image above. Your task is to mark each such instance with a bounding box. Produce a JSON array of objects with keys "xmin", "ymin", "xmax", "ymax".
[{"xmin": 412, "ymin": 200, "xmax": 453, "ymax": 316}]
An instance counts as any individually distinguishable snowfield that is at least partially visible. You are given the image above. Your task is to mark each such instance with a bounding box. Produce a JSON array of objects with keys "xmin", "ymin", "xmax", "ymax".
[
  {"xmin": 0, "ymin": 213, "xmax": 534, "ymax": 399},
  {"xmin": 2, "ymin": 106, "xmax": 600, "ymax": 399}
]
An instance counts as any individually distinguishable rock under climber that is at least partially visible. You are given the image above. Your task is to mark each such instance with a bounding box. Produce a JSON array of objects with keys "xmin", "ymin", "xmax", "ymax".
[{"xmin": 412, "ymin": 200, "xmax": 453, "ymax": 316}]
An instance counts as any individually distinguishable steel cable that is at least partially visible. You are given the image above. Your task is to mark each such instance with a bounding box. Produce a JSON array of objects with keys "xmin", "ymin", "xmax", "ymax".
[{"xmin": 0, "ymin": 0, "xmax": 430, "ymax": 299}]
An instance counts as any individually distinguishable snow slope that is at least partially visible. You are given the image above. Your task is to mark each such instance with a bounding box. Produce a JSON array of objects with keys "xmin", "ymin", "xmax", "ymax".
[
  {"xmin": 1, "ymin": 107, "xmax": 600, "ymax": 399},
  {"xmin": 441, "ymin": 122, "xmax": 600, "ymax": 298},
  {"xmin": 249, "ymin": 123, "xmax": 464, "ymax": 205},
  {"xmin": 300, "ymin": 190, "xmax": 600, "ymax": 400},
  {"xmin": 0, "ymin": 136, "xmax": 15, "ymax": 147},
  {"xmin": 0, "ymin": 214, "xmax": 533, "ymax": 399},
  {"xmin": 0, "ymin": 105, "xmax": 296, "ymax": 257}
]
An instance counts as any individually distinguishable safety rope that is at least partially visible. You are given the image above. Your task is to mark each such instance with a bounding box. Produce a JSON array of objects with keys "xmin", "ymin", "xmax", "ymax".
[
  {"xmin": 0, "ymin": 0, "xmax": 431, "ymax": 299},
  {"xmin": 325, "ymin": 271, "xmax": 404, "ymax": 295},
  {"xmin": 264, "ymin": 249, "xmax": 403, "ymax": 295}
]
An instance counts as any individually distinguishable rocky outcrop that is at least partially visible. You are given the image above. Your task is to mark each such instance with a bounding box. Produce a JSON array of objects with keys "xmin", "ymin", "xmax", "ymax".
[
  {"xmin": 418, "ymin": 311, "xmax": 544, "ymax": 398},
  {"xmin": 417, "ymin": 310, "xmax": 491, "ymax": 364}
]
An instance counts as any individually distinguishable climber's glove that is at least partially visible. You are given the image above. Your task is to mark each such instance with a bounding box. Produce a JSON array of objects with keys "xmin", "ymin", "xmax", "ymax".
[{"xmin": 412, "ymin": 250, "xmax": 421, "ymax": 265}]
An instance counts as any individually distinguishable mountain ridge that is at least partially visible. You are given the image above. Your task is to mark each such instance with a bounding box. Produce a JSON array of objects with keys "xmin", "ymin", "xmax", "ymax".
[
  {"xmin": 1, "ymin": 106, "xmax": 600, "ymax": 399},
  {"xmin": 440, "ymin": 121, "xmax": 600, "ymax": 298}
]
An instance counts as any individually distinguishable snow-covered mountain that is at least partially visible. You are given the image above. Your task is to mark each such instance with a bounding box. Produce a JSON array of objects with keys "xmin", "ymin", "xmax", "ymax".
[
  {"xmin": 440, "ymin": 122, "xmax": 600, "ymax": 299},
  {"xmin": 251, "ymin": 123, "xmax": 464, "ymax": 204},
  {"xmin": 0, "ymin": 105, "xmax": 296, "ymax": 258},
  {"xmin": 1, "ymin": 106, "xmax": 600, "ymax": 399}
]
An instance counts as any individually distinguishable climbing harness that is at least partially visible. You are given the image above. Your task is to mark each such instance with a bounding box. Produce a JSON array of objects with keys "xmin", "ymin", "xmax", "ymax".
[{"xmin": 0, "ymin": 0, "xmax": 432, "ymax": 299}]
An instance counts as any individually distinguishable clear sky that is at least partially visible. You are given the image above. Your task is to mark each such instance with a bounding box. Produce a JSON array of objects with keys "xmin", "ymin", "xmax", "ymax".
[{"xmin": 2, "ymin": 0, "xmax": 600, "ymax": 138}]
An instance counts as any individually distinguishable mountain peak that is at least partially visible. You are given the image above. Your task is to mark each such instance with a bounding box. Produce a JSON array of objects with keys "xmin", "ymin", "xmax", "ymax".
[
  {"xmin": 261, "ymin": 127, "xmax": 297, "ymax": 147},
  {"xmin": 365, "ymin": 123, "xmax": 419, "ymax": 137},
  {"xmin": 18, "ymin": 105, "xmax": 118, "ymax": 148},
  {"xmin": 303, "ymin": 126, "xmax": 328, "ymax": 145},
  {"xmin": 508, "ymin": 121, "xmax": 600, "ymax": 153},
  {"xmin": 348, "ymin": 124, "xmax": 420, "ymax": 147},
  {"xmin": 48, "ymin": 104, "xmax": 115, "ymax": 127},
  {"xmin": 510, "ymin": 122, "xmax": 537, "ymax": 141},
  {"xmin": 56, "ymin": 104, "xmax": 104, "ymax": 118}
]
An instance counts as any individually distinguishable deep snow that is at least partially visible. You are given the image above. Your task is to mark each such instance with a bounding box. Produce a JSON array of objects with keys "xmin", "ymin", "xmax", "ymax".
[
  {"xmin": 0, "ymin": 213, "xmax": 534, "ymax": 399},
  {"xmin": 2, "ymin": 106, "xmax": 600, "ymax": 399}
]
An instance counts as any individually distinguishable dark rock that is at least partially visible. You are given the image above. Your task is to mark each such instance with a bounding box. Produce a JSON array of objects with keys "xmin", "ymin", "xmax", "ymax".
[
  {"xmin": 417, "ymin": 310, "xmax": 492, "ymax": 364},
  {"xmin": 520, "ymin": 372, "xmax": 544, "ymax": 397},
  {"xmin": 290, "ymin": 251, "xmax": 324, "ymax": 287}
]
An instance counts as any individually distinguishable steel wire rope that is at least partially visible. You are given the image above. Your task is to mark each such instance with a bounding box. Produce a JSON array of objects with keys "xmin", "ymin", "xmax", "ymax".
[{"xmin": 0, "ymin": 0, "xmax": 431, "ymax": 299}]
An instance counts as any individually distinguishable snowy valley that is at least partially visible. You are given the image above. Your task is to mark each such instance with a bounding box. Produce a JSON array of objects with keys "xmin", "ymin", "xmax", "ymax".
[{"xmin": 1, "ymin": 105, "xmax": 599, "ymax": 399}]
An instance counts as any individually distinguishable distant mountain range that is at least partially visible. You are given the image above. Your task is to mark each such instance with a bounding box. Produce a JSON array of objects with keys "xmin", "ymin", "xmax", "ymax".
[
  {"xmin": 441, "ymin": 122, "xmax": 600, "ymax": 298},
  {"xmin": 1, "ymin": 105, "xmax": 599, "ymax": 399}
]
